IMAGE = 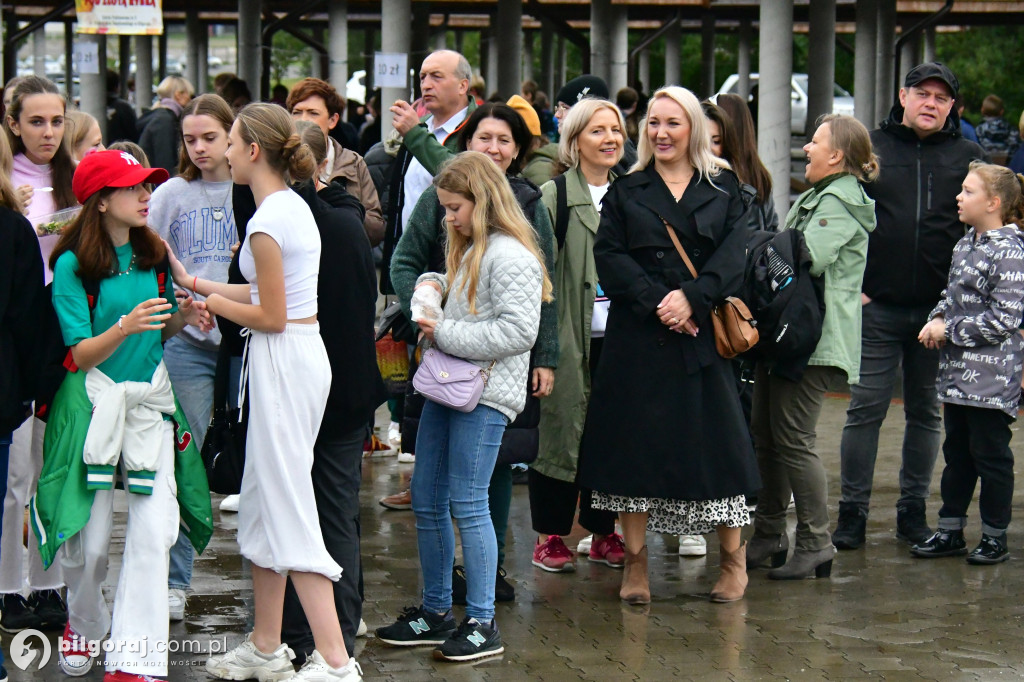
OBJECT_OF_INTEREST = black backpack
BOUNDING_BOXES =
[34,253,171,421]
[742,229,825,369]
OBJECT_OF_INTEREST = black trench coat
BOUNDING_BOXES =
[577,164,761,501]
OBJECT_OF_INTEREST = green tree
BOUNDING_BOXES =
[270,32,312,86]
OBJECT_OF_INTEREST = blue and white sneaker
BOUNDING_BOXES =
[432,617,504,662]
[375,606,456,647]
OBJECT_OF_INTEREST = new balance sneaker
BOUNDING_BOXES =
[58,622,97,677]
[378,489,412,510]
[168,588,186,622]
[220,494,240,513]
[103,671,162,682]
[677,534,708,557]
[28,588,68,629]
[376,606,457,646]
[205,633,296,681]
[0,592,43,633]
[293,651,362,681]
[576,535,593,555]
[432,617,504,662]
[589,533,626,567]
[532,535,576,572]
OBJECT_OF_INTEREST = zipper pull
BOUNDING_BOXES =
[927,172,933,211]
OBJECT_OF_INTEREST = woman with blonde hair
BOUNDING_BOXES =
[64,110,105,162]
[576,86,760,605]
[377,151,550,661]
[750,114,878,577]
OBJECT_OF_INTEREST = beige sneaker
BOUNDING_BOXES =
[206,633,296,681]
[293,651,362,681]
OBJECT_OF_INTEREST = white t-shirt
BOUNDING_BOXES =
[238,189,320,319]
[589,182,611,338]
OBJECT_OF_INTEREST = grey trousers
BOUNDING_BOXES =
[751,364,842,552]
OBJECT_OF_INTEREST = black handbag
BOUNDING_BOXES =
[201,343,247,495]
[376,300,416,345]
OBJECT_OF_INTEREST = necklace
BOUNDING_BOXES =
[200,180,231,222]
[117,253,137,276]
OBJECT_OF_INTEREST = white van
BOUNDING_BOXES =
[717,73,855,134]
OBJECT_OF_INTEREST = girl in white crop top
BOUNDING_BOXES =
[168,103,361,681]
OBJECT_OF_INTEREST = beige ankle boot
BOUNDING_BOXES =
[710,541,748,603]
[619,545,650,605]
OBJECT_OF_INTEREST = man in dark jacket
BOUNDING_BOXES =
[833,63,987,550]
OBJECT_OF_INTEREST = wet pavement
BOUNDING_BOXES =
[5,394,1024,681]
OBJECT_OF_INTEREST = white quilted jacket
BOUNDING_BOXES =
[417,233,543,420]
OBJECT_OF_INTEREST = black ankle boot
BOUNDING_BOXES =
[966,533,1010,565]
[896,499,932,545]
[910,529,967,558]
[832,502,867,550]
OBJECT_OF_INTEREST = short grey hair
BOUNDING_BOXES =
[428,49,472,82]
[558,98,627,169]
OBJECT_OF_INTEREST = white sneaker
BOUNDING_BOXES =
[397,451,415,464]
[387,422,401,445]
[576,535,593,555]
[678,534,708,557]
[168,588,186,621]
[220,495,240,513]
[356,619,367,637]
[293,651,362,681]
[206,633,296,681]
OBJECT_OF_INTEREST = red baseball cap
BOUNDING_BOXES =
[72,149,170,204]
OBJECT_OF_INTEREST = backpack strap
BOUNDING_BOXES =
[554,173,569,251]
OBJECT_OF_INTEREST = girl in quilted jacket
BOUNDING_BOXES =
[915,162,1024,565]
[377,152,551,661]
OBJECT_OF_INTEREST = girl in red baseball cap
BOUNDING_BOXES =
[36,149,214,682]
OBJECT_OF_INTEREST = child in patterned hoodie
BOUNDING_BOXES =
[915,161,1024,565]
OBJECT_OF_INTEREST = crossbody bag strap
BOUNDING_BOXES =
[661,217,698,279]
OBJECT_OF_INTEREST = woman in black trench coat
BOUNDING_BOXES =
[577,86,760,605]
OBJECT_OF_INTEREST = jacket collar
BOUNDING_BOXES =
[622,163,722,232]
[880,103,963,144]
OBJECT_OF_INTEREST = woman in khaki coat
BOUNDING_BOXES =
[529,99,628,573]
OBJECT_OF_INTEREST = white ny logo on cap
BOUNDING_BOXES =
[120,151,141,166]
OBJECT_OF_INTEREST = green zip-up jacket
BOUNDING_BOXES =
[30,370,214,569]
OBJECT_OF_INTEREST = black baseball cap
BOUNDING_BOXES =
[904,62,959,97]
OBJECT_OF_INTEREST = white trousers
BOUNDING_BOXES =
[238,324,341,580]
[2,416,63,592]
[60,421,179,676]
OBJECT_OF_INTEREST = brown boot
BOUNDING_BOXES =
[619,545,650,605]
[710,541,748,603]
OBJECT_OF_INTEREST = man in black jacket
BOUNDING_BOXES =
[833,63,987,550]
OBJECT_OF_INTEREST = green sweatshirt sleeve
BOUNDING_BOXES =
[402,124,458,176]
[532,200,560,369]
[390,186,443,330]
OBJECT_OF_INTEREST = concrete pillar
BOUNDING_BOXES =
[310,26,323,80]
[806,0,836,137]
[432,31,447,51]
[875,0,896,123]
[638,48,651,94]
[136,35,153,113]
[186,10,201,92]
[238,0,262,101]
[64,23,74,101]
[197,22,209,94]
[364,27,375,93]
[486,25,499,97]
[479,29,489,91]
[496,0,522,98]
[557,35,566,91]
[34,26,47,78]
[328,0,348,93]
[522,30,533,81]
[380,0,411,136]
[609,5,628,94]
[700,12,715,99]
[737,18,752,99]
[923,26,936,63]
[854,0,877,127]
[590,0,611,84]
[158,29,167,81]
[540,19,554,97]
[758,0,794,218]
[664,20,680,86]
[899,32,919,87]
[119,36,131,98]
[80,34,108,139]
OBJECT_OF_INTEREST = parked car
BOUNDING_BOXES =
[717,73,855,134]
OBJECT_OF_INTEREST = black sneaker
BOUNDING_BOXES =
[896,499,933,545]
[495,567,515,602]
[832,502,868,550]
[28,588,68,630]
[375,605,457,647]
[966,533,1010,565]
[0,593,43,633]
[433,617,504,662]
[452,565,467,606]
[910,529,968,558]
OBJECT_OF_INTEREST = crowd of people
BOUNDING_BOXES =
[1,50,1023,682]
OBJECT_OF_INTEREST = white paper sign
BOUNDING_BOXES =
[73,42,100,74]
[374,52,409,88]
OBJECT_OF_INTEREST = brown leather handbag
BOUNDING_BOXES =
[662,219,759,358]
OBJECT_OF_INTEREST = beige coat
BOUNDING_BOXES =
[327,138,385,246]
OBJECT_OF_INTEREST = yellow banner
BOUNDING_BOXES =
[75,0,164,35]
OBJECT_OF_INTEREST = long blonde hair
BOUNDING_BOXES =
[0,131,22,212]
[434,151,553,313]
[633,86,728,185]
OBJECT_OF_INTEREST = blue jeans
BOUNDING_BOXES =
[412,401,507,623]
[839,301,943,513]
[0,431,11,669]
[163,336,218,590]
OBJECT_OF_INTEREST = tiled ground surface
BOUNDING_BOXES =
[5,394,1024,681]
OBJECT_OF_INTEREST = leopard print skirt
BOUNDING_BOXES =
[591,493,750,534]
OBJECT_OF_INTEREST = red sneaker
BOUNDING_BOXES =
[104,671,163,682]
[532,535,576,572]
[58,622,96,676]
[589,532,626,568]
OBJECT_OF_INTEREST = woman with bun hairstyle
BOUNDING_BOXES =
[176,103,362,681]
[748,114,878,580]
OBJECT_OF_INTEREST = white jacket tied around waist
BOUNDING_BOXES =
[417,232,544,421]
[83,362,176,494]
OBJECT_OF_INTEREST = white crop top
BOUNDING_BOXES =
[238,189,320,318]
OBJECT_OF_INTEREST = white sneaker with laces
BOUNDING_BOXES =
[293,651,362,681]
[678,534,708,557]
[168,588,186,621]
[387,422,401,445]
[356,619,367,637]
[576,535,593,555]
[397,451,415,463]
[206,633,296,681]
[220,495,240,513]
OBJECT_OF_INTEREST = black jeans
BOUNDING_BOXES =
[938,403,1015,534]
[281,424,365,657]
[527,468,616,537]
